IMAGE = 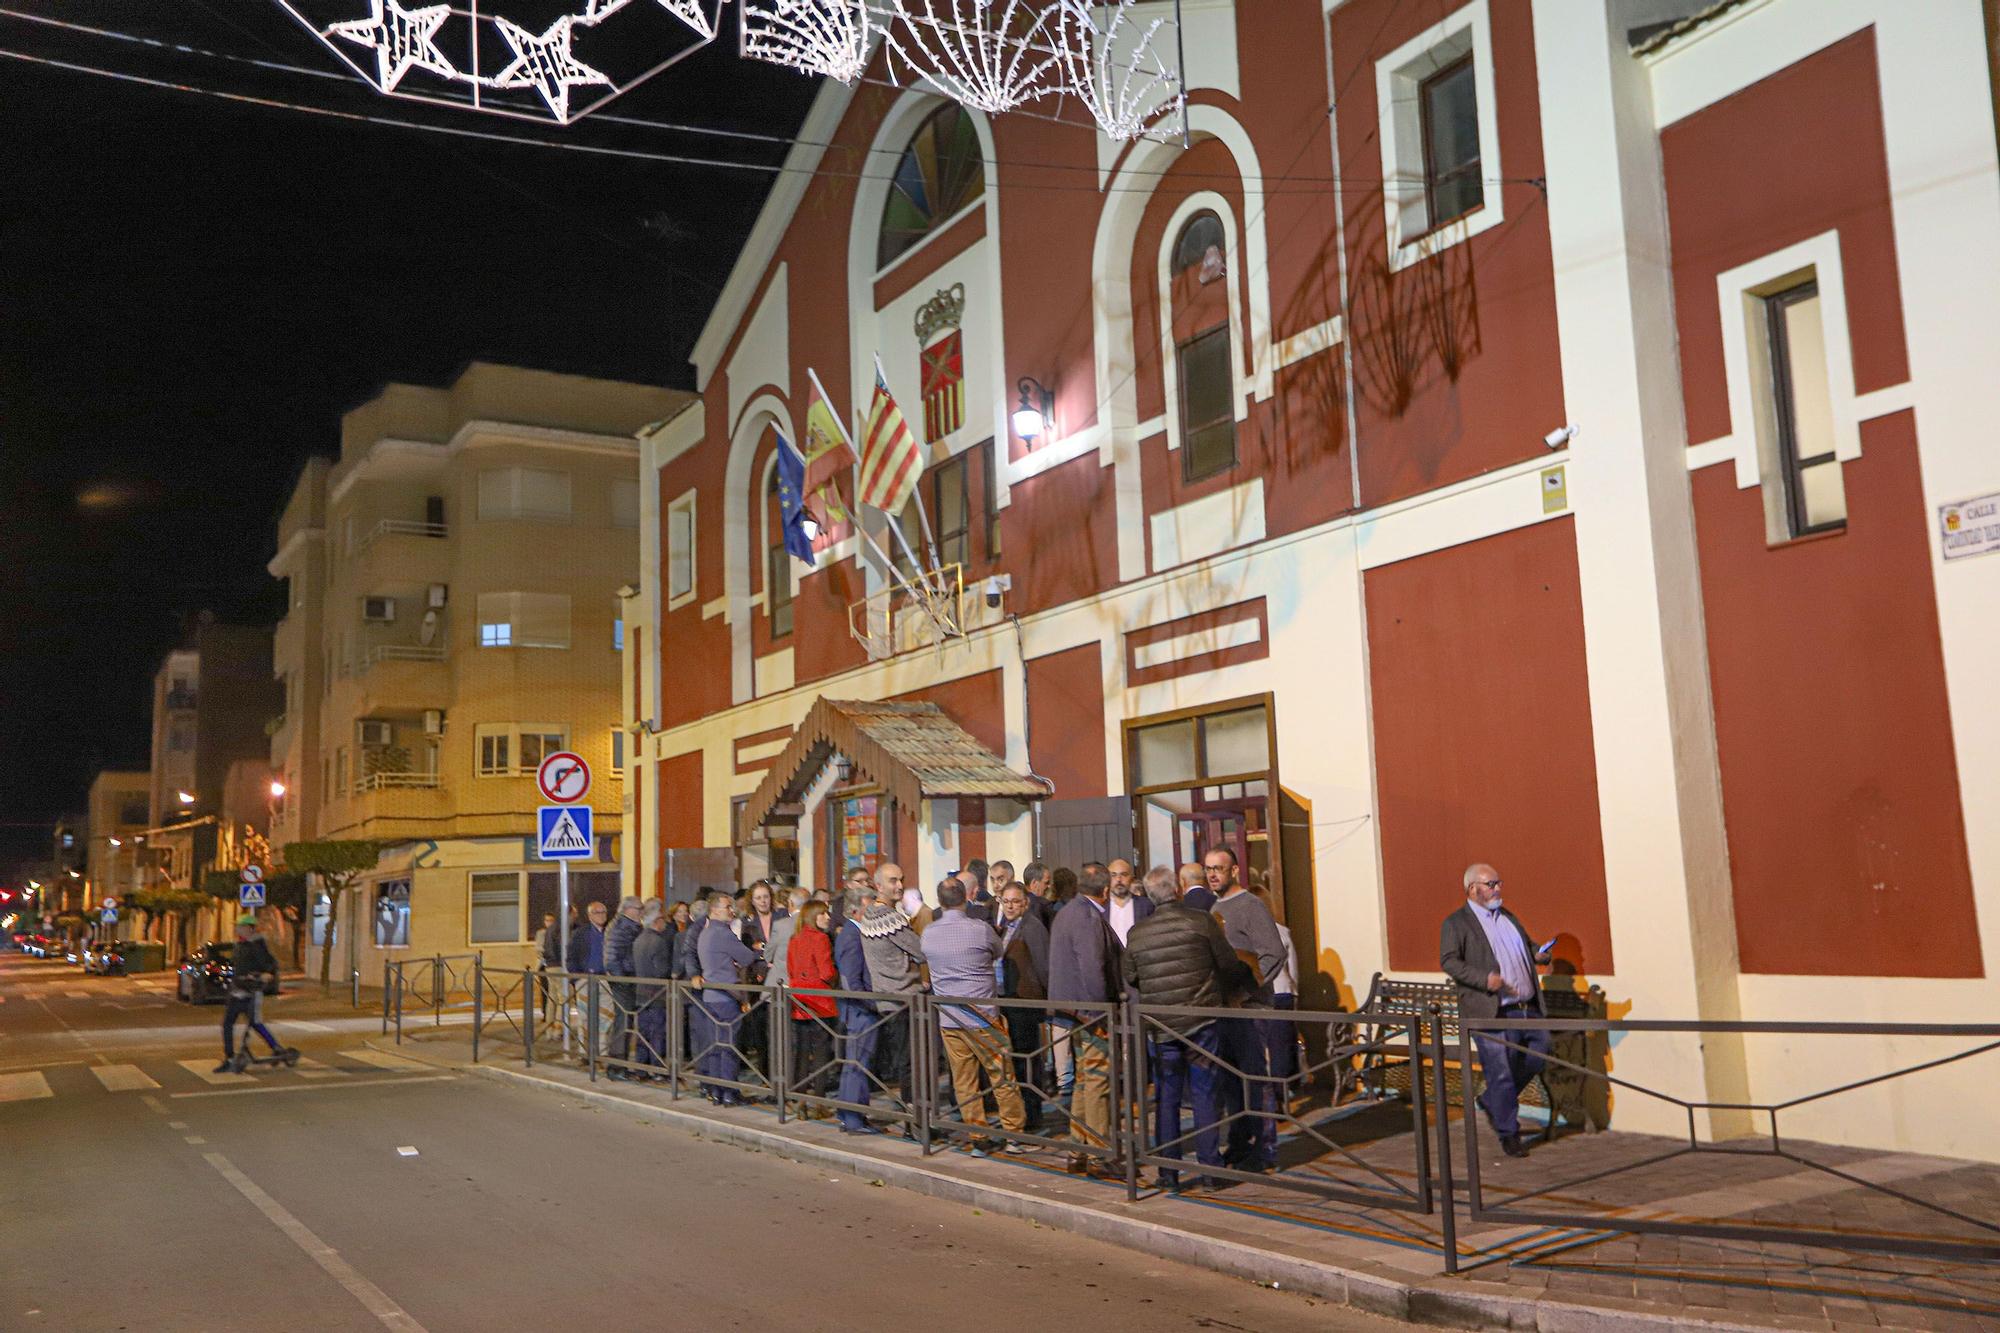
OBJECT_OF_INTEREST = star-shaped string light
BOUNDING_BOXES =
[326,0,454,92]
[491,14,612,122]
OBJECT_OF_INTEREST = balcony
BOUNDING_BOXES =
[354,770,441,792]
[362,644,446,670]
[356,518,448,555]
[164,687,198,711]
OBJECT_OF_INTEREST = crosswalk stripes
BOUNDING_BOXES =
[341,1048,427,1072]
[294,1056,341,1079]
[176,1058,253,1086]
[91,1064,161,1092]
[64,991,90,999]
[0,1071,55,1102]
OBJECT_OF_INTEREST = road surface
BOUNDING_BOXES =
[0,950,1410,1331]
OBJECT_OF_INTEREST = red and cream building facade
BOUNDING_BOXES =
[627,0,2000,1156]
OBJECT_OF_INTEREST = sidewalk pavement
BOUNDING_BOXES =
[374,1032,2000,1333]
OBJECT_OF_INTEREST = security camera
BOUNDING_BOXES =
[983,574,1012,609]
[1543,424,1577,450]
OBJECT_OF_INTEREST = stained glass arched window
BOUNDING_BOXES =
[878,104,986,270]
[1171,212,1226,276]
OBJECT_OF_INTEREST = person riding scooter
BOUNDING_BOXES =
[217,913,286,1073]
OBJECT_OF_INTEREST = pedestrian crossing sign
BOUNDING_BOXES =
[537,804,594,860]
[239,882,266,908]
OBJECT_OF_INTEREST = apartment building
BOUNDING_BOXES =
[270,362,690,976]
[82,771,150,910]
[633,0,2000,1158]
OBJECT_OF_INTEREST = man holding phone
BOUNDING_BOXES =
[1440,863,1553,1158]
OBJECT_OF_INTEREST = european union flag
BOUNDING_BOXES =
[774,427,817,568]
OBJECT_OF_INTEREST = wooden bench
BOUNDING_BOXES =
[1350,974,1607,1140]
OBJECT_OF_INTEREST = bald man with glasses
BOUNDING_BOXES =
[1441,863,1553,1159]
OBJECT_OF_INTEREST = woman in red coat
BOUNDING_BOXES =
[786,901,840,1112]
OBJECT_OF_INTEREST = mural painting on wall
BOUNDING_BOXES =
[839,795,884,876]
[916,283,967,444]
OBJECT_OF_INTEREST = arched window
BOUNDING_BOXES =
[878,104,985,269]
[765,466,792,638]
[1171,212,1226,278]
[1168,212,1236,481]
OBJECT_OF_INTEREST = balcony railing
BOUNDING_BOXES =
[362,644,446,670]
[164,687,198,711]
[354,771,442,793]
[356,518,447,555]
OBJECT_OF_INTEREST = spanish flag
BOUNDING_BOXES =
[802,367,856,528]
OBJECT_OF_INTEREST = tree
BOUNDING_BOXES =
[278,841,381,990]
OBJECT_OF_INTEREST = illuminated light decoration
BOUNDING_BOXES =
[1047,0,1184,142]
[491,15,611,122]
[738,0,1186,142]
[740,0,874,86]
[326,0,453,92]
[879,0,1065,116]
[270,1,723,125]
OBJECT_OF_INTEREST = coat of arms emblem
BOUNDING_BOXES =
[915,283,967,444]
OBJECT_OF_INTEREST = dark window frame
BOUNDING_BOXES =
[1176,325,1238,482]
[894,451,972,582]
[1764,279,1844,539]
[1418,54,1484,232]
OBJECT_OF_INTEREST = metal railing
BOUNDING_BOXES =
[1452,1015,2000,1267]
[382,953,480,1039]
[356,518,447,554]
[354,770,443,792]
[412,968,2000,1274]
[362,644,447,670]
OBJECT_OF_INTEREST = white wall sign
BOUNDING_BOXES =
[1939,492,2000,562]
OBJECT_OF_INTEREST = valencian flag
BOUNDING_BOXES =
[858,355,921,515]
[773,427,818,567]
[801,367,856,529]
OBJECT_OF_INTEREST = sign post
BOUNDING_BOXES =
[535,753,592,976]
[239,863,267,911]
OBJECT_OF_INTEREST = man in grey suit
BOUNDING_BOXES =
[1440,863,1552,1159]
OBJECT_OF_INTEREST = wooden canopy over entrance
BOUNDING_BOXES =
[740,697,1048,836]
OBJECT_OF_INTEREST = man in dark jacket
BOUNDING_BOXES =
[995,882,1051,1129]
[1441,862,1551,1158]
[1123,869,1252,1190]
[631,901,676,1072]
[832,886,882,1134]
[603,897,645,1074]
[1047,862,1121,1176]
[566,899,611,1060]
[672,890,712,979]
[1020,860,1057,926]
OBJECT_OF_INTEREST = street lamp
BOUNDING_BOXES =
[176,790,197,807]
[108,837,123,848]
[269,780,287,800]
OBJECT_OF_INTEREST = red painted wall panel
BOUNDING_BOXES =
[1664,31,1907,448]
[659,750,705,851]
[892,667,1006,758]
[1690,418,1980,977]
[1365,519,1614,975]
[1330,0,1565,508]
[1026,643,1107,800]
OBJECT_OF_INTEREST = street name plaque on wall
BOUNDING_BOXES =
[1939,491,2000,562]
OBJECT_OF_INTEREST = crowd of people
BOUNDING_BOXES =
[532,849,1309,1193]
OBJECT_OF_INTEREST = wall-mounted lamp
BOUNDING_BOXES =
[108,837,123,848]
[269,780,288,800]
[176,790,197,807]
[1013,376,1054,441]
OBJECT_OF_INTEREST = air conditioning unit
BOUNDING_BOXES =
[422,709,446,737]
[356,719,393,746]
[427,584,448,609]
[363,596,395,623]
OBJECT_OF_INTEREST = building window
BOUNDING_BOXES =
[477,466,572,522]
[766,469,793,638]
[469,872,523,944]
[1762,280,1846,538]
[476,725,566,777]
[667,490,697,607]
[476,592,571,649]
[1375,1,1501,268]
[1172,213,1226,279]
[878,103,985,270]
[1178,326,1237,481]
[335,746,349,796]
[612,616,625,652]
[477,729,511,777]
[610,727,626,772]
[893,451,972,581]
[611,478,640,530]
[167,724,194,753]
[1419,56,1483,229]
[373,879,411,948]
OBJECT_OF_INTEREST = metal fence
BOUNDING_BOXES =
[423,964,1999,1274]
[381,953,479,1040]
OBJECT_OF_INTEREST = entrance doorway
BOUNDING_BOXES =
[1124,696,1285,916]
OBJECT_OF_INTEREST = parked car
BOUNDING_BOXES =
[177,942,279,1004]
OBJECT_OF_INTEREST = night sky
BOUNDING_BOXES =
[0,2,819,868]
